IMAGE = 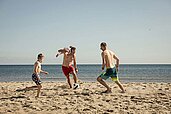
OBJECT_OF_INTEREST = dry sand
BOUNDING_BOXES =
[0,81,171,114]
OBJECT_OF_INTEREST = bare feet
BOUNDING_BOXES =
[35,96,39,98]
[102,88,112,93]
[120,89,126,93]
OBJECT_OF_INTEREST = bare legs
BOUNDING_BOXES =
[19,84,42,97]
[66,76,72,88]
[97,77,111,93]
[72,72,77,83]
[66,72,78,88]
[36,85,42,97]
[97,77,125,93]
[24,86,37,90]
[115,80,125,93]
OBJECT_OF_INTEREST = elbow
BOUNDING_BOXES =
[58,50,61,53]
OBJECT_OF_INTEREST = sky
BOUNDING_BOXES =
[0,0,171,64]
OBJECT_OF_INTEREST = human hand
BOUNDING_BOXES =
[75,68,78,73]
[115,66,119,72]
[44,72,49,75]
[56,54,59,57]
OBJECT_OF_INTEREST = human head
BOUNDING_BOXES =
[69,46,76,54]
[100,42,107,51]
[37,53,44,63]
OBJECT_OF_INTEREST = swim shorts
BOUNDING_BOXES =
[99,67,118,81]
[32,73,41,85]
[62,65,75,78]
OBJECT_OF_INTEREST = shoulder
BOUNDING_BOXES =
[35,61,41,66]
[101,51,106,56]
[109,50,115,55]
[34,61,38,65]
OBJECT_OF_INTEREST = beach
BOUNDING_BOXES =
[0,81,170,114]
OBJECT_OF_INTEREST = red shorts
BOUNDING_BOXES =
[62,65,75,78]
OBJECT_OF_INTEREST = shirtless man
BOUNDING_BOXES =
[56,46,79,89]
[97,42,125,93]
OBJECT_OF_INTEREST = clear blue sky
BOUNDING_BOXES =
[0,0,171,64]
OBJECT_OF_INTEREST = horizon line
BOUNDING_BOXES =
[0,63,171,65]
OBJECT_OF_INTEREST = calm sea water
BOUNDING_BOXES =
[0,64,171,82]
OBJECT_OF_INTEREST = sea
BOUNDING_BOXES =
[0,64,171,83]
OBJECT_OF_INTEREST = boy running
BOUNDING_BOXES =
[21,53,48,97]
[97,42,125,93]
[56,46,79,89]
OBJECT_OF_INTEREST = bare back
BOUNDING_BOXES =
[103,50,115,68]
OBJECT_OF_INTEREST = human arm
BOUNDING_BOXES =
[40,70,49,75]
[73,54,78,73]
[113,54,119,71]
[56,48,69,57]
[101,52,105,70]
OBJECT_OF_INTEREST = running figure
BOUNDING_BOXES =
[19,53,49,98]
[97,42,125,93]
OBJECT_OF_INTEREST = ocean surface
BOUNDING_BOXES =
[0,64,171,82]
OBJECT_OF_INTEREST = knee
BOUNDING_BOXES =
[66,77,70,81]
[97,77,102,82]
[71,72,76,76]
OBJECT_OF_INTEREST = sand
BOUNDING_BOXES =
[0,81,171,114]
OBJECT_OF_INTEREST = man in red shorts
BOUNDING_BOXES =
[56,46,79,89]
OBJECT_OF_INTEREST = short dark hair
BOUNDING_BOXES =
[37,53,44,59]
[69,46,76,52]
[100,42,107,47]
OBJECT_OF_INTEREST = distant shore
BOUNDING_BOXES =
[0,82,170,114]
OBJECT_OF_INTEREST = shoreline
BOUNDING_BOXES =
[0,82,171,114]
[0,80,171,83]
[1,63,171,65]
